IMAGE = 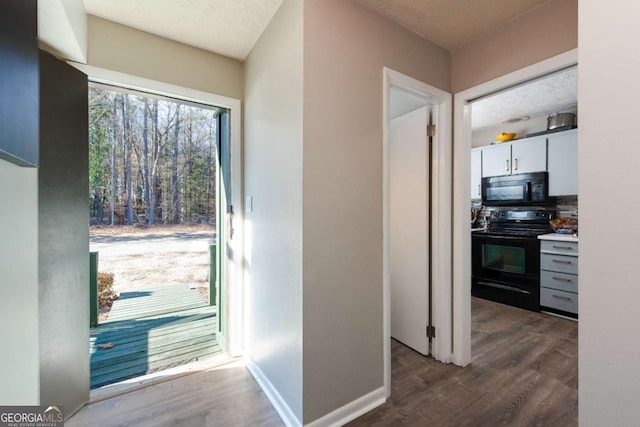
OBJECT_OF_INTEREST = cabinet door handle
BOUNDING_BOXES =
[478,184,481,194]
[552,276,573,282]
[552,259,572,264]
[506,159,510,171]
[552,294,573,301]
[514,158,518,171]
[552,245,573,250]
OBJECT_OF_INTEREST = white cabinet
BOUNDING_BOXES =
[482,143,511,177]
[471,148,482,199]
[510,136,547,174]
[548,129,578,196]
[481,136,546,177]
[539,237,578,317]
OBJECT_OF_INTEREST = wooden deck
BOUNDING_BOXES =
[90,285,220,389]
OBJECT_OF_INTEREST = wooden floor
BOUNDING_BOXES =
[348,297,578,426]
[90,285,220,389]
[75,297,577,426]
[69,361,283,427]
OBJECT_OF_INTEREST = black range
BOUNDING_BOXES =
[472,207,555,311]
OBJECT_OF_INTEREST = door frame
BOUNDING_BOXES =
[382,67,452,396]
[452,48,578,366]
[73,63,245,356]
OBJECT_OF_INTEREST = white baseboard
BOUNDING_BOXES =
[245,357,302,427]
[305,387,386,427]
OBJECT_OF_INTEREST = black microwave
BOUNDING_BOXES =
[481,172,551,206]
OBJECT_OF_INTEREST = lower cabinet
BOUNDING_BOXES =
[539,239,578,317]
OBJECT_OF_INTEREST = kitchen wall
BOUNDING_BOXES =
[303,0,449,423]
[578,0,640,424]
[0,159,39,405]
[87,15,244,99]
[471,114,549,148]
[243,0,303,423]
[451,0,577,93]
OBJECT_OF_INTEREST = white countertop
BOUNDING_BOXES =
[538,232,578,243]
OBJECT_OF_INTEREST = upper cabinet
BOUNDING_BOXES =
[548,129,578,196]
[482,143,512,177]
[510,136,547,174]
[471,148,482,199]
[481,136,546,177]
[475,129,578,198]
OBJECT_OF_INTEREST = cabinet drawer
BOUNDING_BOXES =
[541,270,579,293]
[541,240,578,255]
[541,253,578,275]
[541,287,578,314]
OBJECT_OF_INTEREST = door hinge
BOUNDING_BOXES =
[426,325,436,339]
[426,124,436,138]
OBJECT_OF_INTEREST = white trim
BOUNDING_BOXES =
[304,387,386,427]
[452,48,578,366]
[382,67,453,396]
[246,357,302,427]
[72,62,245,357]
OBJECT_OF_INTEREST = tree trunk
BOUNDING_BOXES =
[122,93,134,225]
[142,99,152,224]
[171,106,181,224]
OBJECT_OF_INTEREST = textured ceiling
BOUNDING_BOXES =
[355,0,550,50]
[82,0,283,60]
[471,66,577,130]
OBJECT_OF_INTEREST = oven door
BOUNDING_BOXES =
[471,233,541,311]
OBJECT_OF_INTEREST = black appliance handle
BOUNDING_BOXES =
[472,234,535,242]
[476,281,531,295]
[526,181,532,201]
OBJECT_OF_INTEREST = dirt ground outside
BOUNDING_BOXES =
[90,225,216,319]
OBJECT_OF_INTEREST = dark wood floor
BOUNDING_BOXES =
[72,297,577,426]
[348,297,578,426]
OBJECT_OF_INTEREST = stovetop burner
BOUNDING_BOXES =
[483,207,556,237]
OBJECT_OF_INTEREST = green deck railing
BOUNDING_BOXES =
[209,244,217,306]
[90,251,99,327]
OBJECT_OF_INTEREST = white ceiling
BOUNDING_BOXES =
[471,66,577,130]
[82,0,283,60]
[77,0,576,131]
[355,0,550,51]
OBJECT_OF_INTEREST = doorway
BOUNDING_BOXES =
[452,49,579,365]
[382,67,452,395]
[77,65,244,395]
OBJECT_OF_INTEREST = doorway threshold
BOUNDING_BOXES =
[89,353,237,403]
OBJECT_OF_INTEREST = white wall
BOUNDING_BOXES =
[87,15,244,100]
[471,115,548,148]
[0,159,39,404]
[579,0,640,425]
[243,0,303,423]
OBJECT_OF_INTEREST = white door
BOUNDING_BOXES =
[389,106,429,355]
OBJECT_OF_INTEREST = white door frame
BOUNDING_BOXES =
[383,67,452,396]
[451,49,578,366]
[71,63,245,356]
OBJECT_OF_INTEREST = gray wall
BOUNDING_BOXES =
[578,0,640,424]
[302,0,449,422]
[0,159,39,404]
[38,51,89,414]
[451,0,577,92]
[243,0,303,422]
